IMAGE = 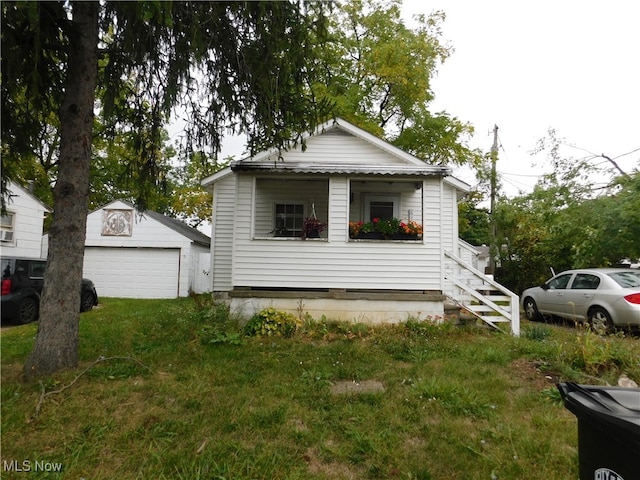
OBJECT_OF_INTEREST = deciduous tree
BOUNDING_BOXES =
[313,0,481,166]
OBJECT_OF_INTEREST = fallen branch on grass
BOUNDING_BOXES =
[33,355,152,419]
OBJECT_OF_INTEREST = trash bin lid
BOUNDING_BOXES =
[558,382,640,442]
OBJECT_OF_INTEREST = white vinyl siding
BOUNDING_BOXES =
[211,175,236,291]
[265,129,411,166]
[1,182,50,258]
[441,180,458,254]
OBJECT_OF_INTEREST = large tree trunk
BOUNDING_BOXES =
[24,2,99,379]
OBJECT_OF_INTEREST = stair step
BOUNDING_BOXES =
[479,317,511,323]
[476,295,511,302]
[467,305,509,314]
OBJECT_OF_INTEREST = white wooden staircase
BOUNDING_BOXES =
[444,249,520,336]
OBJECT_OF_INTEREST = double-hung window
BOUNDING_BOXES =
[274,203,304,237]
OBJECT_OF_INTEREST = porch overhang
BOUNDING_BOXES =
[230,161,451,177]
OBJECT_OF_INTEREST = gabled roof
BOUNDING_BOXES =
[201,117,463,188]
[92,200,210,247]
[4,180,52,213]
[143,210,211,247]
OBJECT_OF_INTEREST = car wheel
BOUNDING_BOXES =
[523,297,542,321]
[18,297,39,324]
[80,291,95,312]
[588,307,613,334]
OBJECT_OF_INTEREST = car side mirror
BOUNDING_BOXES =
[541,283,549,291]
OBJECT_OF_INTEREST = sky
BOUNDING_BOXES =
[216,1,640,196]
[401,0,640,194]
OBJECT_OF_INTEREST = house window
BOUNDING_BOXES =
[0,212,15,243]
[364,195,400,221]
[274,203,304,237]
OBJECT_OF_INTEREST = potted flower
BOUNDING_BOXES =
[350,218,384,239]
[301,216,327,239]
[393,220,423,239]
[349,217,423,240]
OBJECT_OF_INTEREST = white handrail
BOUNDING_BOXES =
[444,249,520,336]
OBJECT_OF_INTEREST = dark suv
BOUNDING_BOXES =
[1,257,98,324]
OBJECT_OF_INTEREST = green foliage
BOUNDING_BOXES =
[314,0,482,167]
[190,296,244,346]
[522,324,553,341]
[243,308,301,338]
[411,378,495,418]
[559,328,636,377]
[458,191,491,246]
[491,128,640,292]
[2,1,332,212]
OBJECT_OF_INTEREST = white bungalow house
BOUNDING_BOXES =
[0,180,51,259]
[42,200,211,299]
[201,118,519,334]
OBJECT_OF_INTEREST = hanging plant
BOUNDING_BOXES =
[301,203,327,239]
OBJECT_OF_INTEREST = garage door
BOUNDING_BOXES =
[83,247,180,299]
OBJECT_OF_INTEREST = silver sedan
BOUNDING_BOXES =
[521,268,640,332]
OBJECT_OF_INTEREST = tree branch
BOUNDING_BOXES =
[599,154,629,178]
[33,356,152,419]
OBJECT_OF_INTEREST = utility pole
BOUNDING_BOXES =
[488,124,498,276]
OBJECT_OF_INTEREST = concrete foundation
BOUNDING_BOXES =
[223,288,447,324]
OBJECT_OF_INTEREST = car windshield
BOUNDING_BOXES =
[608,271,640,288]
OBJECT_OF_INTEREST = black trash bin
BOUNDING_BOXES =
[558,382,640,480]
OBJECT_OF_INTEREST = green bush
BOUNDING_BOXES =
[244,308,301,337]
[193,300,244,346]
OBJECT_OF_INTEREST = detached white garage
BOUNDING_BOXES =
[83,247,181,298]
[43,200,211,299]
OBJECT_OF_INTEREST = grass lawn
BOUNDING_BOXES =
[1,297,639,479]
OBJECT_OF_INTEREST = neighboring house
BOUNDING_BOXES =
[457,240,491,275]
[201,118,519,334]
[43,200,211,299]
[0,181,51,259]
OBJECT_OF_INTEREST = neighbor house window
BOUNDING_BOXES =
[0,212,15,243]
[274,203,304,237]
[364,195,400,221]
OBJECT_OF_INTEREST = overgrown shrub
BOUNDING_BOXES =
[192,298,244,346]
[560,328,637,377]
[244,308,301,337]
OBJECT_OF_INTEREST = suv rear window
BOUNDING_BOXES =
[29,261,46,278]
